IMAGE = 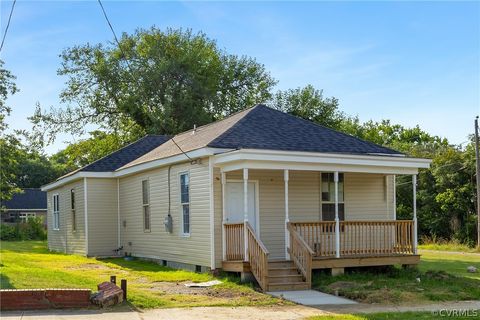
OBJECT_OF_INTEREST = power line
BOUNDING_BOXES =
[0,0,16,53]
[96,0,192,161]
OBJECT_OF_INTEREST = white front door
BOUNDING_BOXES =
[225,181,257,232]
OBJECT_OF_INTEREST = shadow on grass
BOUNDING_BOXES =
[0,272,15,289]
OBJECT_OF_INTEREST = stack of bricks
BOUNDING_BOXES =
[91,282,124,307]
[0,289,92,311]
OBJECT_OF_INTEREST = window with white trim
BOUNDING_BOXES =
[53,194,60,230]
[321,173,345,221]
[19,212,36,223]
[142,180,150,232]
[71,189,76,232]
[180,172,190,235]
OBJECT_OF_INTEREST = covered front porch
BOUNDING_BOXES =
[213,150,429,292]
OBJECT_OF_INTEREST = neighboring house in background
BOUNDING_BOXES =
[41,105,431,292]
[1,188,48,226]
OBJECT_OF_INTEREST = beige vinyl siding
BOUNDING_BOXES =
[47,180,85,255]
[87,178,118,256]
[214,170,396,261]
[344,173,395,220]
[119,158,211,267]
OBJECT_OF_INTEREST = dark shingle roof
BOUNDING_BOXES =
[120,105,401,169]
[207,105,402,155]
[1,189,47,210]
[80,135,170,172]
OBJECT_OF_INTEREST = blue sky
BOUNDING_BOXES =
[1,0,479,154]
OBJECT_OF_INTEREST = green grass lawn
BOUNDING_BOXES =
[0,241,285,309]
[418,243,480,253]
[312,250,480,304]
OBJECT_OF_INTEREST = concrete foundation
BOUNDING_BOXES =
[331,267,345,276]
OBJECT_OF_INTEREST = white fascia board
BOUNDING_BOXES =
[213,149,431,169]
[219,160,420,175]
[41,172,114,192]
[114,148,231,177]
[41,147,232,191]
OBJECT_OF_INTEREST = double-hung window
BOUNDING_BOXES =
[142,180,151,232]
[53,194,60,230]
[71,189,76,232]
[180,172,190,235]
[321,173,345,221]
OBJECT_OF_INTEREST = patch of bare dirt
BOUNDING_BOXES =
[66,263,114,270]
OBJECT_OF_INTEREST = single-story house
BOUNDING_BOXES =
[42,105,431,291]
[1,188,47,226]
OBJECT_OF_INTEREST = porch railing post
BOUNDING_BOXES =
[284,169,290,259]
[334,171,340,258]
[221,171,226,261]
[413,174,418,254]
[243,168,249,261]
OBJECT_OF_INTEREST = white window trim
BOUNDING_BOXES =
[142,179,151,233]
[320,172,345,221]
[52,193,60,231]
[179,171,190,237]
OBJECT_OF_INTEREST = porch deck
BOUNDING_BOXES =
[222,220,418,291]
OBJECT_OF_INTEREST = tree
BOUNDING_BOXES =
[51,130,133,170]
[0,60,21,202]
[31,27,276,143]
[270,85,344,129]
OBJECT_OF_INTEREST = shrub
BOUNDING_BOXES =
[0,217,47,241]
[0,224,17,240]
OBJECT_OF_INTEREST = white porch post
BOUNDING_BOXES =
[243,168,249,261]
[334,171,340,258]
[221,171,226,260]
[284,169,290,259]
[393,175,397,220]
[413,174,418,254]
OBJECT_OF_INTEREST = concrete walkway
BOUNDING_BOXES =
[268,290,357,306]
[2,301,480,319]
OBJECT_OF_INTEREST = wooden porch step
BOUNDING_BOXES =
[268,266,300,276]
[268,260,295,268]
[267,282,310,291]
[268,274,304,283]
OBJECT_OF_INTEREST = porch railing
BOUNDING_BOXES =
[246,222,269,291]
[224,222,244,261]
[290,220,415,257]
[287,223,313,286]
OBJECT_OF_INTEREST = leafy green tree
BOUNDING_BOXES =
[31,27,276,143]
[270,85,344,129]
[50,130,134,169]
[0,60,21,202]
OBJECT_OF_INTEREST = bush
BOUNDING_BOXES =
[0,217,47,241]
[0,224,17,240]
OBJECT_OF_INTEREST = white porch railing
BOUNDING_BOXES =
[290,220,415,257]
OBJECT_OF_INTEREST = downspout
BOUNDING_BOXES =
[117,178,120,250]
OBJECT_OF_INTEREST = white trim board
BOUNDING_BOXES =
[41,147,431,192]
[41,148,231,191]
